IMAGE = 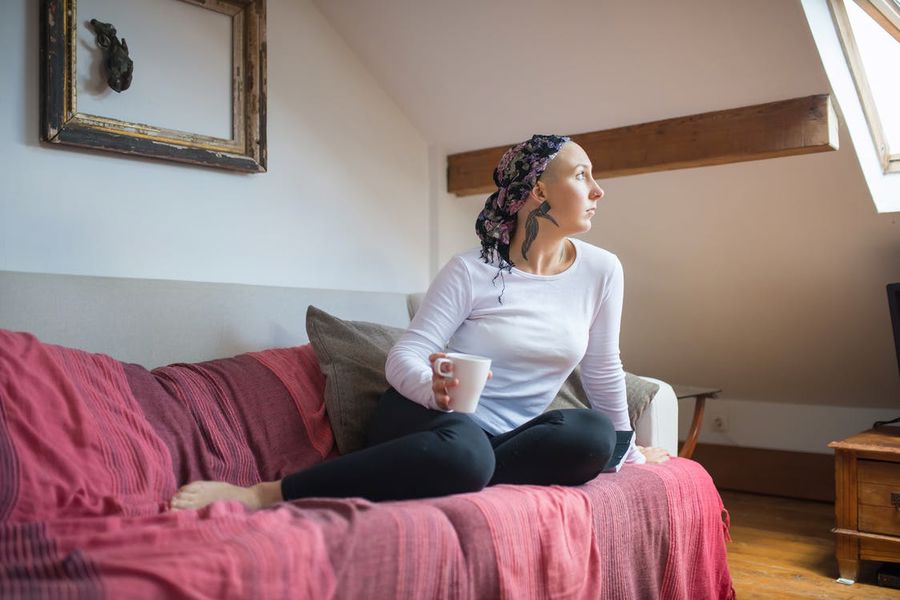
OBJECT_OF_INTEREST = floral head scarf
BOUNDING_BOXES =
[475,134,570,265]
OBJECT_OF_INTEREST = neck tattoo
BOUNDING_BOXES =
[521,200,560,261]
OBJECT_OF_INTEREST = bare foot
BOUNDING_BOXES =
[637,446,671,464]
[169,480,282,512]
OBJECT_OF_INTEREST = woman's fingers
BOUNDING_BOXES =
[433,377,458,411]
[432,377,458,391]
[437,379,459,395]
[435,387,452,410]
[429,352,453,410]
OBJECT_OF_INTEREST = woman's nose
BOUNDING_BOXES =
[591,182,604,199]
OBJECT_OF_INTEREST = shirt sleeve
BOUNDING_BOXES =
[385,256,473,410]
[579,256,646,464]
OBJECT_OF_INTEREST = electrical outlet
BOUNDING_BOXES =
[712,415,729,433]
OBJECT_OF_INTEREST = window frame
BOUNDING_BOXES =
[828,0,900,174]
[851,0,900,42]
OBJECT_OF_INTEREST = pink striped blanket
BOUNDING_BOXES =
[0,329,734,599]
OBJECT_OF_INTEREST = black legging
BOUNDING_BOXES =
[280,387,617,503]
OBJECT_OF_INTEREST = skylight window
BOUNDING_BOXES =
[830,0,900,173]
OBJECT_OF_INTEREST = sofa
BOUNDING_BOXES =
[0,270,734,599]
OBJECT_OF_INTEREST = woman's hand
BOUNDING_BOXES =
[429,352,492,411]
[637,446,671,464]
[429,353,456,411]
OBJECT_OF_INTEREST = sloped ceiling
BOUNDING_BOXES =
[313,0,830,154]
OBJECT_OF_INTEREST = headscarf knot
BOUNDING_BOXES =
[475,134,570,257]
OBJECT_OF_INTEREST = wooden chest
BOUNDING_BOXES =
[830,427,900,584]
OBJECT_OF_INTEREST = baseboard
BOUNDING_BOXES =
[676,396,894,455]
[688,442,835,503]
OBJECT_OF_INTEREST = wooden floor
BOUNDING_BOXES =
[723,490,900,599]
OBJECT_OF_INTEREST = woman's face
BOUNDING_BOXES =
[536,142,605,234]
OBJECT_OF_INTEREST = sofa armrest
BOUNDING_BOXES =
[632,376,679,457]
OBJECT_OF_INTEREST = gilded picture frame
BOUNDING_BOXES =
[40,0,267,173]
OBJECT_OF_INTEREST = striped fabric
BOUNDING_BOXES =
[0,329,734,599]
[124,345,335,487]
[248,346,335,462]
[0,330,175,523]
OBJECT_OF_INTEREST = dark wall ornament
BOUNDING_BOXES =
[40,0,268,173]
[89,19,133,93]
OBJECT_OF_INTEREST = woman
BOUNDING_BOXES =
[170,135,669,512]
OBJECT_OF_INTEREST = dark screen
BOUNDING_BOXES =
[889,283,900,376]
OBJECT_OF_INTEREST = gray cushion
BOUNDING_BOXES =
[546,367,659,428]
[305,305,405,455]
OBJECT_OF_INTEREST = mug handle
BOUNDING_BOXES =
[433,357,453,378]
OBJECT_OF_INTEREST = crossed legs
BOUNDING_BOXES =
[170,387,616,511]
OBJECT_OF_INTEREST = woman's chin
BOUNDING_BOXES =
[560,219,591,236]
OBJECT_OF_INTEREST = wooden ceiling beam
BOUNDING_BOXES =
[447,94,838,196]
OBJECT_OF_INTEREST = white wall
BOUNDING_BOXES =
[0,0,429,294]
[76,0,234,139]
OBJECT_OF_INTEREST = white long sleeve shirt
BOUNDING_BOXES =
[385,237,645,464]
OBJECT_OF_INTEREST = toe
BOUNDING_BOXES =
[171,496,196,509]
[179,481,209,492]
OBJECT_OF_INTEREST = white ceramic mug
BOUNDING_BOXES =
[432,352,492,413]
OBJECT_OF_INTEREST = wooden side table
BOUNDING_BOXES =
[829,427,900,584]
[672,384,721,459]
